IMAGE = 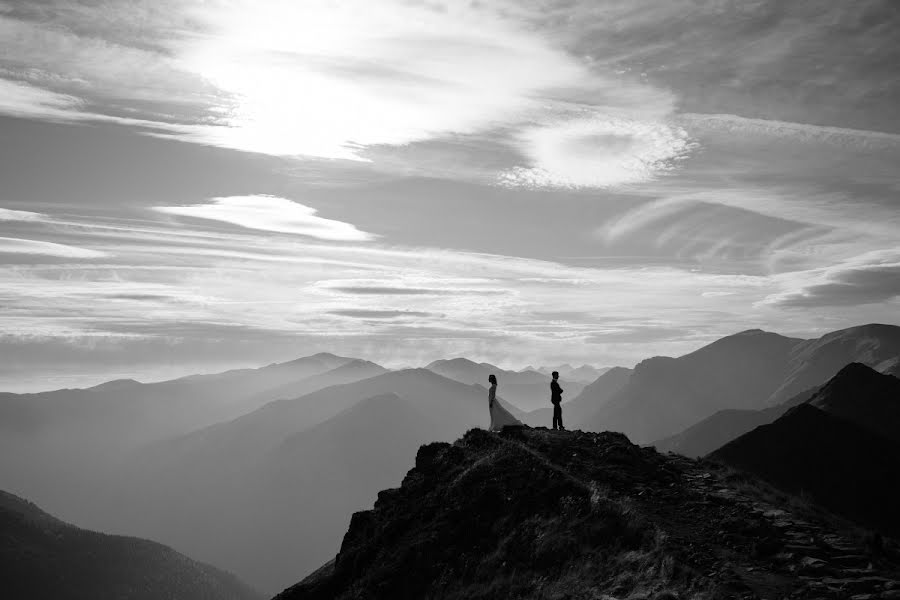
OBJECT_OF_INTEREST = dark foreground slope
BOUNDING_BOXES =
[277,428,900,600]
[711,403,900,537]
[0,490,262,600]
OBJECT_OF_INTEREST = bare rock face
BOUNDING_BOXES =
[276,427,900,600]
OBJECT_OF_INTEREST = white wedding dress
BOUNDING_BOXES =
[488,384,523,432]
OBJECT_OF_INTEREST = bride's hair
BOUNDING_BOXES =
[488,374,497,385]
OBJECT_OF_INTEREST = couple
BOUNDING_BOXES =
[487,371,564,432]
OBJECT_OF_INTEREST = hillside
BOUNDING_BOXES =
[278,427,900,599]
[0,490,261,600]
[711,403,900,537]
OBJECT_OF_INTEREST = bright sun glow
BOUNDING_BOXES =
[178,0,587,160]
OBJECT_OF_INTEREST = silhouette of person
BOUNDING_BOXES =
[487,374,522,432]
[550,371,564,430]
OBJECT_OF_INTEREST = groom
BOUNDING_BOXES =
[550,371,564,430]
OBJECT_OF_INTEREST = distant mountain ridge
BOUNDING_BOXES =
[425,358,579,410]
[0,489,261,600]
[769,323,900,405]
[99,368,523,592]
[654,358,900,457]
[526,363,611,382]
[426,358,546,385]
[0,353,386,547]
[523,366,632,427]
[578,324,900,443]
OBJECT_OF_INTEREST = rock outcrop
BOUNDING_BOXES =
[277,427,900,599]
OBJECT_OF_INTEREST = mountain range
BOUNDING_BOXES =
[2,323,899,593]
[654,343,900,457]
[556,324,900,445]
[522,363,611,383]
[93,369,524,591]
[0,489,261,600]
[425,358,582,411]
[0,353,385,526]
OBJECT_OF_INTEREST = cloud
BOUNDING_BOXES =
[329,286,448,296]
[501,112,696,189]
[324,285,505,297]
[764,249,900,308]
[0,236,106,258]
[0,1,695,188]
[680,113,900,151]
[329,309,432,319]
[0,207,46,222]
[0,78,86,121]
[153,195,374,241]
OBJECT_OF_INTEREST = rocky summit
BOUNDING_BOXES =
[278,427,900,600]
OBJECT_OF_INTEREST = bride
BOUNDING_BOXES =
[487,374,523,432]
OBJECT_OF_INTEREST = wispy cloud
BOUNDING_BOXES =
[679,113,900,152]
[0,0,694,187]
[764,249,900,308]
[0,205,794,387]
[153,196,374,241]
[0,236,106,258]
[0,207,47,222]
[330,309,433,319]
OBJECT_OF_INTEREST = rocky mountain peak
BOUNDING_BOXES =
[277,427,900,599]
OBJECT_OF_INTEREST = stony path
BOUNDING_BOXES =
[669,454,900,600]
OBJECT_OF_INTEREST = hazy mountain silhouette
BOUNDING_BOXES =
[655,360,900,456]
[425,358,566,410]
[711,401,900,536]
[523,366,631,427]
[768,324,900,405]
[277,427,900,599]
[0,489,261,600]
[6,325,900,593]
[652,386,819,457]
[0,354,381,533]
[98,369,521,592]
[528,363,610,383]
[0,352,360,445]
[580,330,802,443]
[581,324,900,444]
[427,358,544,385]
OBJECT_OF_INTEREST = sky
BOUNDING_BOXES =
[1,0,899,391]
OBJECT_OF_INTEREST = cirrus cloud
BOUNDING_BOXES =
[153,195,374,242]
[0,236,106,258]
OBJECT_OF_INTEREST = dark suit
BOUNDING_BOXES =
[550,379,563,430]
